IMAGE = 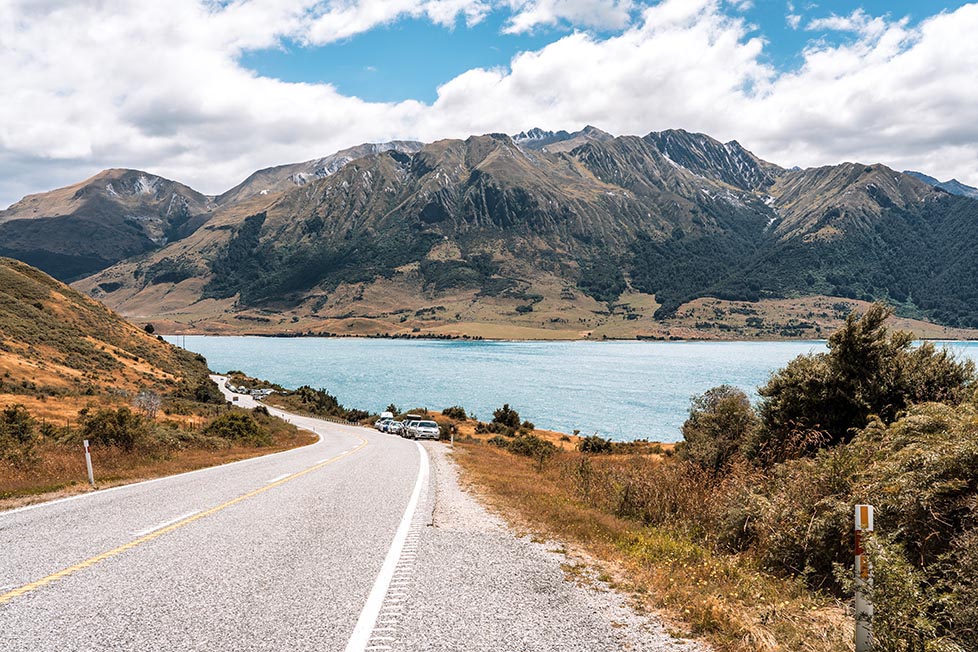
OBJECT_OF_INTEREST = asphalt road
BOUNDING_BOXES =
[0,377,697,651]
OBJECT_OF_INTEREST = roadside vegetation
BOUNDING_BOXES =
[0,258,313,506]
[265,385,371,422]
[449,304,978,651]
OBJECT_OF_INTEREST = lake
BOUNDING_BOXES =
[167,337,978,442]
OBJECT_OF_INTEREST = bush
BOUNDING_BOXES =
[578,435,614,454]
[81,407,150,452]
[492,404,521,430]
[442,405,467,420]
[678,385,757,473]
[487,435,508,448]
[203,412,272,446]
[507,434,557,470]
[751,304,975,464]
[0,404,38,466]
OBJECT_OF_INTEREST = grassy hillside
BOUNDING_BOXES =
[0,257,210,401]
[0,258,310,505]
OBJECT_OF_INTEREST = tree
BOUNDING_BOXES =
[678,386,757,473]
[143,323,155,334]
[749,303,976,464]
[492,404,521,430]
[386,403,399,416]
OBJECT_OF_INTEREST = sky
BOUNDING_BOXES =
[1,0,977,207]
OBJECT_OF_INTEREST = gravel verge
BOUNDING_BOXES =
[387,442,709,652]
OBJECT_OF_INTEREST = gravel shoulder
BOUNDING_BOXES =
[389,442,708,652]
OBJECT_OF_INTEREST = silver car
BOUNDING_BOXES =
[409,420,440,440]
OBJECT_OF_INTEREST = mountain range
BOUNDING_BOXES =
[4,127,978,339]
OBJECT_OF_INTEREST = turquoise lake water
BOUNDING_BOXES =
[167,337,978,442]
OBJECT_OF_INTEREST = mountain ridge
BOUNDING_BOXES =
[70,129,978,337]
[4,127,977,338]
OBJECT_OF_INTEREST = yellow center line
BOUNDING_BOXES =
[0,435,368,605]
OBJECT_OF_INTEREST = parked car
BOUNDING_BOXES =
[400,414,423,438]
[386,420,404,435]
[409,420,440,441]
[374,418,391,432]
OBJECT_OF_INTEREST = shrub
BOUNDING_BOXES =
[492,404,521,430]
[442,405,467,420]
[678,385,757,473]
[487,435,508,448]
[507,434,557,470]
[578,435,614,454]
[0,404,38,466]
[751,304,975,464]
[203,412,272,446]
[81,407,150,452]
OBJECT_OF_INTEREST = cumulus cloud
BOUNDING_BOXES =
[502,0,635,34]
[1,0,977,208]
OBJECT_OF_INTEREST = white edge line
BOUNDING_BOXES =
[132,510,201,537]
[344,442,429,652]
[0,404,366,519]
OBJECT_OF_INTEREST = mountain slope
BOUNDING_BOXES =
[0,258,209,396]
[905,170,978,199]
[215,140,424,207]
[66,129,978,335]
[0,169,216,281]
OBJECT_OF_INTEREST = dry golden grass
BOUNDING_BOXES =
[0,427,317,510]
[452,442,853,652]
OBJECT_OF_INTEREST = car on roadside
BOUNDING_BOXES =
[374,418,391,432]
[408,420,440,441]
[400,414,423,438]
[386,420,404,436]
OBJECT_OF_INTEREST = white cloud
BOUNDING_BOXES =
[805,8,891,39]
[502,0,635,34]
[1,0,978,209]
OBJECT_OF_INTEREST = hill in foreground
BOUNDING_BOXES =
[0,258,308,504]
[0,257,220,427]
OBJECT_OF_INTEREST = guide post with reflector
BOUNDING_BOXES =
[855,504,874,652]
[83,439,95,487]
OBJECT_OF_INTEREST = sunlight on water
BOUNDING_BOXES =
[169,337,978,442]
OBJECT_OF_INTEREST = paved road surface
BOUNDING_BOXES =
[0,377,698,651]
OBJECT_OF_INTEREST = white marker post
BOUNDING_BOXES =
[855,504,874,652]
[83,439,95,487]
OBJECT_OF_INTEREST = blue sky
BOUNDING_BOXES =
[241,1,973,103]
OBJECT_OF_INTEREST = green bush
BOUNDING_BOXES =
[578,435,614,454]
[203,412,272,446]
[442,405,467,420]
[492,404,521,430]
[81,407,150,452]
[678,385,757,473]
[487,435,508,448]
[750,304,975,464]
[0,404,38,466]
[506,434,557,470]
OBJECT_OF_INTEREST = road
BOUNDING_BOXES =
[0,377,698,651]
